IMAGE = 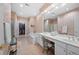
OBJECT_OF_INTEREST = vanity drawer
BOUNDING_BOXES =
[67,45,79,54]
[67,50,77,55]
[55,40,67,49]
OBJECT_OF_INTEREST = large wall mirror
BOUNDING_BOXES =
[44,18,58,32]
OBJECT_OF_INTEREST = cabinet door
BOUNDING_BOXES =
[5,23,11,44]
[67,44,79,55]
[36,35,43,47]
[55,41,67,55]
[39,36,43,47]
[67,50,77,55]
[55,45,66,55]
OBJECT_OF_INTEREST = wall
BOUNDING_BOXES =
[11,11,17,37]
[4,4,11,23]
[17,15,44,33]
[58,9,79,35]
[26,15,44,33]
[35,15,44,33]
[0,4,11,44]
[15,16,29,37]
[28,17,36,33]
[0,4,4,44]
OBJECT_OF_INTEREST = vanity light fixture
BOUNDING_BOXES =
[44,10,47,13]
[66,8,69,11]
[47,11,50,14]
[51,4,56,8]
[55,6,58,9]
[20,4,23,7]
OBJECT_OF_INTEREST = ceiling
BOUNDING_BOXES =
[43,3,79,19]
[11,3,44,17]
[11,3,79,19]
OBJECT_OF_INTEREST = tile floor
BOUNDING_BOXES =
[17,36,45,55]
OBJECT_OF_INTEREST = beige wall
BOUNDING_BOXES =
[58,9,79,35]
[16,15,45,33]
[26,15,44,33]
[28,16,36,33]
[11,11,18,37]
[15,16,29,37]
[35,15,44,33]
[11,11,17,21]
[4,4,11,23]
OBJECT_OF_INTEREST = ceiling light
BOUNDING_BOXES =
[44,10,47,13]
[20,4,23,7]
[62,3,66,6]
[66,8,69,11]
[55,6,58,9]
[51,4,55,7]
[47,11,50,14]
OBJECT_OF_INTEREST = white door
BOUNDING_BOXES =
[0,23,4,44]
[5,23,11,44]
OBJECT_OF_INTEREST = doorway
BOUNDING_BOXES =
[19,23,25,35]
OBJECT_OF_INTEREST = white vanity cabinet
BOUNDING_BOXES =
[55,41,67,55]
[55,45,66,55]
[39,33,79,55]
[66,44,79,55]
[36,35,43,47]
[39,35,43,47]
[55,40,79,55]
[67,50,76,55]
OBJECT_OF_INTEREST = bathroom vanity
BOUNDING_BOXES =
[38,32,79,55]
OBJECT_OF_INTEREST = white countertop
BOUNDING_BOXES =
[39,32,79,48]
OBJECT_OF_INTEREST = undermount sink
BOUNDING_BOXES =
[56,35,79,42]
[65,36,79,42]
[50,33,56,36]
[42,32,79,43]
[71,37,79,42]
[50,32,58,36]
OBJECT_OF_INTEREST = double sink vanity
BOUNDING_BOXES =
[37,32,79,55]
